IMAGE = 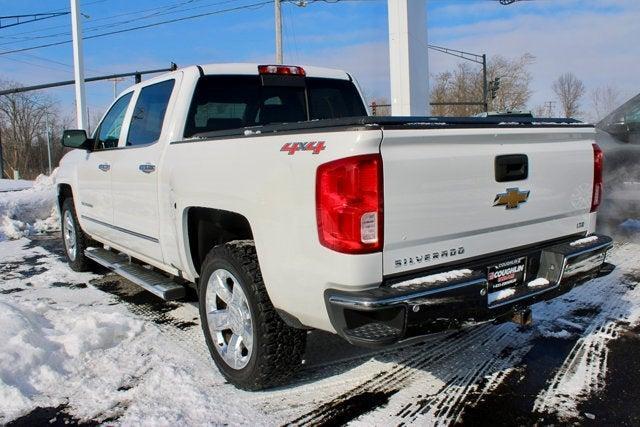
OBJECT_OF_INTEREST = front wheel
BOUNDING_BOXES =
[60,198,94,272]
[198,240,307,390]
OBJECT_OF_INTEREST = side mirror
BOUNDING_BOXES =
[61,129,93,150]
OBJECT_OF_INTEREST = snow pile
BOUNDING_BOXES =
[392,269,472,288]
[0,300,144,417]
[0,238,266,424]
[0,179,33,192]
[0,171,58,241]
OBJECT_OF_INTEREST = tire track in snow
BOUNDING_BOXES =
[533,243,640,419]
[287,323,522,425]
[287,243,640,426]
[19,236,640,425]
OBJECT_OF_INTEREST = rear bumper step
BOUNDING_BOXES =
[85,247,186,301]
[325,234,614,347]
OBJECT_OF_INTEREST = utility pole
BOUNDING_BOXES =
[544,101,556,117]
[482,54,488,113]
[45,114,52,175]
[70,0,88,130]
[275,0,283,64]
[0,126,4,179]
[108,77,125,99]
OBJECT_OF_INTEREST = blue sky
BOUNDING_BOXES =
[0,0,638,123]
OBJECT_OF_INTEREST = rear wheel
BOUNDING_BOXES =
[60,198,94,272]
[198,240,306,390]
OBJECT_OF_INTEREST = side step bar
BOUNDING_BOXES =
[85,247,186,301]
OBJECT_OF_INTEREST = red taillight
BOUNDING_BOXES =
[258,65,306,76]
[591,143,604,212]
[316,154,383,254]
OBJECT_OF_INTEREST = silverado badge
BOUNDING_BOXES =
[493,188,530,209]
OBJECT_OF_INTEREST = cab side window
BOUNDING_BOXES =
[127,79,175,146]
[94,92,133,150]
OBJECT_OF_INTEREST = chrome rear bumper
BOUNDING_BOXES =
[325,234,614,347]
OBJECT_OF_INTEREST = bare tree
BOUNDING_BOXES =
[589,85,621,122]
[552,72,585,118]
[0,80,67,179]
[430,53,535,116]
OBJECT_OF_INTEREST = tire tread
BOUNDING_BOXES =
[200,240,306,390]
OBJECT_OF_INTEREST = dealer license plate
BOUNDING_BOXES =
[487,256,527,291]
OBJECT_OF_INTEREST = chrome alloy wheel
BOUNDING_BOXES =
[62,210,77,261]
[206,268,254,370]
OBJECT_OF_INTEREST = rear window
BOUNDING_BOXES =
[184,75,366,137]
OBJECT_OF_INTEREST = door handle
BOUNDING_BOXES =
[139,163,156,174]
[98,163,110,172]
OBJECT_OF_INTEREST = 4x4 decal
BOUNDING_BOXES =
[280,141,326,155]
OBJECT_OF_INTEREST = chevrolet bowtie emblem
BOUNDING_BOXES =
[493,188,530,209]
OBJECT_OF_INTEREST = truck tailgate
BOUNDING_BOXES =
[381,127,596,275]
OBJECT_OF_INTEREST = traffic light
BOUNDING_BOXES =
[489,77,501,100]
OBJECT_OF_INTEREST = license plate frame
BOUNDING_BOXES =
[487,256,527,292]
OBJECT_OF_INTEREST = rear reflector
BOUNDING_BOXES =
[258,65,306,76]
[591,143,603,212]
[316,154,383,254]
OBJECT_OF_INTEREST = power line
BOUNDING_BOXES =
[0,0,243,42]
[0,1,273,56]
[0,12,69,30]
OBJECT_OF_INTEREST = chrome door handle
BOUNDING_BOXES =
[98,163,110,172]
[139,163,156,174]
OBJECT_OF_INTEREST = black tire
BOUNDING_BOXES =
[60,198,94,272]
[198,240,307,390]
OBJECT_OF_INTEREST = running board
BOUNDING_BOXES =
[85,247,186,301]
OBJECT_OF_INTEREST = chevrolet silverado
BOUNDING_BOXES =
[55,63,614,390]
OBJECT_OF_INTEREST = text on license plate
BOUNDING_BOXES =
[487,256,527,291]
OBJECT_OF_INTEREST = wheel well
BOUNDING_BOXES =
[58,184,73,210]
[187,207,253,276]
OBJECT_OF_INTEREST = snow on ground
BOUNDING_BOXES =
[0,172,58,242]
[0,238,264,425]
[1,235,639,425]
[0,179,33,193]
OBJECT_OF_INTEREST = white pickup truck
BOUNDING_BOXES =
[56,63,614,390]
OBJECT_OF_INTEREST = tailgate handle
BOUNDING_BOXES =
[495,154,528,182]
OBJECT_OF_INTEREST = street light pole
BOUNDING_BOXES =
[275,0,283,64]
[70,0,88,130]
[427,44,489,113]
